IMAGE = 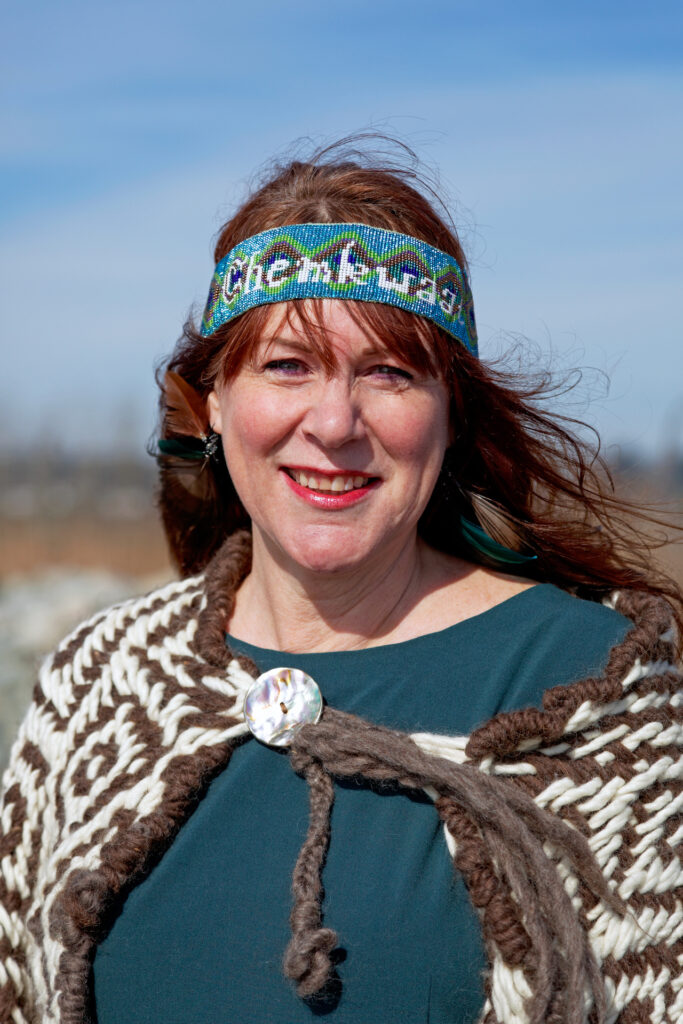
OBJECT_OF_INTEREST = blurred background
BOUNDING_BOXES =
[1,0,682,771]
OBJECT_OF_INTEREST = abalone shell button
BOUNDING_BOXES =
[243,667,323,747]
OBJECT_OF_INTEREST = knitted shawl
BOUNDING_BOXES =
[0,532,681,1024]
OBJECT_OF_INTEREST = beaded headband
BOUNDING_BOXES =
[200,223,478,355]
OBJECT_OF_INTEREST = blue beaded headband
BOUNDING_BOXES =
[200,223,478,356]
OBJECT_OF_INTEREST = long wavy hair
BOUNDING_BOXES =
[156,138,682,632]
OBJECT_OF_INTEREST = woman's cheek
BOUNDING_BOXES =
[375,397,448,461]
[227,388,302,454]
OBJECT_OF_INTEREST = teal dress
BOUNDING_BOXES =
[92,585,630,1023]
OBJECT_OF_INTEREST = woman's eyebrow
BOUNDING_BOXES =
[265,337,392,358]
[261,338,315,353]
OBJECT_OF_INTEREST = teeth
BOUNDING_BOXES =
[291,470,370,492]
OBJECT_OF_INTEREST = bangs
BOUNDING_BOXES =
[211,299,458,384]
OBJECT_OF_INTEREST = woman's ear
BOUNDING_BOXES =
[207,390,222,434]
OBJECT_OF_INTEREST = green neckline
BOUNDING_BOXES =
[226,582,552,659]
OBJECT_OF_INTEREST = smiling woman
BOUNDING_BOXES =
[206,301,451,611]
[1,140,681,1024]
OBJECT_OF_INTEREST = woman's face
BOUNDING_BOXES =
[208,301,451,576]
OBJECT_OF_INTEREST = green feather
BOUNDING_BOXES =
[157,438,207,460]
[460,516,537,569]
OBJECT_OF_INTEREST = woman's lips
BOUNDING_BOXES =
[281,468,379,508]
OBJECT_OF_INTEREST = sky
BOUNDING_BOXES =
[2,0,682,457]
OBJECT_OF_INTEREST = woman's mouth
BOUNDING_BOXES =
[287,469,373,492]
[282,468,379,507]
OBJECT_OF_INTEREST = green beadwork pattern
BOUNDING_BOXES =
[200,223,477,354]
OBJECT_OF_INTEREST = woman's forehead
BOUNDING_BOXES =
[257,298,443,371]
[262,299,382,346]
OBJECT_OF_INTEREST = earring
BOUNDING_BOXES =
[157,431,220,461]
[157,370,221,462]
[438,447,538,569]
[459,515,537,569]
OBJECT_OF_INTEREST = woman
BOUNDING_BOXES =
[1,144,681,1024]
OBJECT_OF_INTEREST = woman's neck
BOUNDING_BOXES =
[227,531,475,653]
[225,530,536,653]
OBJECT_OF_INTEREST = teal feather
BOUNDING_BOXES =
[157,438,207,460]
[460,516,537,569]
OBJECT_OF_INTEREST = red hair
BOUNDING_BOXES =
[156,140,682,633]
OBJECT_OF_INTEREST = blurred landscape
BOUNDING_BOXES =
[0,450,173,775]
[1,447,682,776]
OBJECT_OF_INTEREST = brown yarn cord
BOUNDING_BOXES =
[436,798,532,967]
[284,708,624,1024]
[283,750,337,997]
[208,542,672,1021]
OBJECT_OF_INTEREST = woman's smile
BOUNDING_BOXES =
[207,300,450,575]
[284,467,376,493]
[281,466,380,507]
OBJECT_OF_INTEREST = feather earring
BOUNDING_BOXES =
[437,447,537,568]
[460,492,537,569]
[467,492,524,552]
[157,371,220,462]
[163,371,210,438]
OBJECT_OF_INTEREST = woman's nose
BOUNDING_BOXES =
[302,378,364,448]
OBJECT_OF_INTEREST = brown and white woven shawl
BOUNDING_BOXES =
[1,532,681,1024]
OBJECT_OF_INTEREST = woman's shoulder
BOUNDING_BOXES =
[508,582,632,639]
[45,572,207,676]
[495,584,634,702]
[3,571,220,792]
[442,580,633,673]
[430,583,635,727]
[462,584,679,759]
[416,550,631,649]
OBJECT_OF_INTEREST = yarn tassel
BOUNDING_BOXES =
[283,750,338,998]
[287,707,621,1021]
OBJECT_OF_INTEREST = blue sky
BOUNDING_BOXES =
[2,0,682,455]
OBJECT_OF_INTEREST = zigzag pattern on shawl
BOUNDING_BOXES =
[0,535,255,1024]
[0,531,681,1024]
[428,589,683,1023]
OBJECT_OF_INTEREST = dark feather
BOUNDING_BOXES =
[158,451,216,499]
[164,371,210,439]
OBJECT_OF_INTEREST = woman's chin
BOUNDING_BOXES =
[253,519,413,578]
[269,528,385,577]
[285,544,369,576]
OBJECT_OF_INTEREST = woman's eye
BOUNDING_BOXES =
[371,365,414,381]
[264,359,307,375]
